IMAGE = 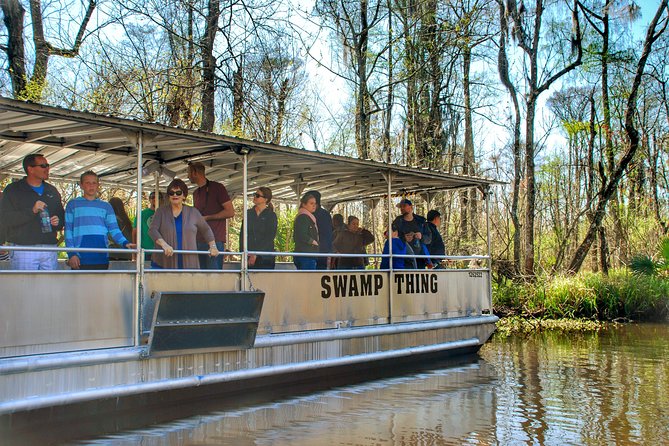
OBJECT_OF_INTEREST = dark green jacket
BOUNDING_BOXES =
[293,213,319,253]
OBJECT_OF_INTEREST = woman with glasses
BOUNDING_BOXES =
[240,187,277,269]
[149,179,218,269]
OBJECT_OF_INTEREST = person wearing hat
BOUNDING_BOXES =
[393,198,433,269]
[426,209,445,267]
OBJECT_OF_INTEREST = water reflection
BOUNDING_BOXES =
[488,323,669,445]
[27,323,669,445]
[75,361,498,445]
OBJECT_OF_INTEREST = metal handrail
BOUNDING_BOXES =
[0,244,491,261]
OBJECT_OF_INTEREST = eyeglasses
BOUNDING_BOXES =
[254,193,265,198]
[31,163,50,169]
[167,190,183,196]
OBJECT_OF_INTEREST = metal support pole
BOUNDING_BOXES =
[384,170,394,324]
[484,186,493,312]
[154,171,160,209]
[134,131,144,347]
[241,153,249,291]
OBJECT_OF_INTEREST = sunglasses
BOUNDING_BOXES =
[167,190,184,196]
[254,193,265,198]
[32,163,50,169]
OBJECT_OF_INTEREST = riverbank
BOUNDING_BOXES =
[492,269,669,335]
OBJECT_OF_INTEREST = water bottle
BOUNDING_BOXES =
[39,207,52,233]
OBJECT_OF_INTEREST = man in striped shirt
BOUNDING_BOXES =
[65,171,135,270]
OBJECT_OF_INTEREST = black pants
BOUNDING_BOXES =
[80,264,109,270]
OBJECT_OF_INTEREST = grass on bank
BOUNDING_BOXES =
[492,269,669,335]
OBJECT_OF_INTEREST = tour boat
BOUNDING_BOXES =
[0,97,498,425]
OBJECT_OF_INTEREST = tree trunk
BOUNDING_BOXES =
[497,0,522,274]
[383,0,393,163]
[567,0,668,274]
[524,95,537,276]
[232,62,244,133]
[200,0,220,132]
[273,78,289,144]
[1,0,27,97]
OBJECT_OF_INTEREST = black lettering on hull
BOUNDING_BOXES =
[394,273,439,295]
[321,274,386,298]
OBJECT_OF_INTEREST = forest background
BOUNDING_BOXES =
[2,0,669,290]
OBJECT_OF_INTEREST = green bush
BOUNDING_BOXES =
[493,269,669,322]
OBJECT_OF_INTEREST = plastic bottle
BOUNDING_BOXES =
[39,207,52,233]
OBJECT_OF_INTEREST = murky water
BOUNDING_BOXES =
[21,323,669,445]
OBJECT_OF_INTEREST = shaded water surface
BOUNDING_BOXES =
[32,324,669,444]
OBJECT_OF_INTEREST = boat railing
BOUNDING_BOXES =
[0,244,490,271]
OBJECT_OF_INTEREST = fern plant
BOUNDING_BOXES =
[630,237,669,277]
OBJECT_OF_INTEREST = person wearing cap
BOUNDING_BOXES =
[393,198,433,269]
[426,210,445,267]
[187,161,234,269]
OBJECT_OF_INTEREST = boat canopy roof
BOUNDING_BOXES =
[0,97,496,204]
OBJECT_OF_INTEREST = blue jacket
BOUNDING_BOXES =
[381,237,408,269]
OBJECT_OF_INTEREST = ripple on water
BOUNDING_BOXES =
[52,324,669,445]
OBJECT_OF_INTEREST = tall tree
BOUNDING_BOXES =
[1,0,96,100]
[502,0,583,277]
[496,0,522,273]
[315,0,386,158]
[567,0,669,274]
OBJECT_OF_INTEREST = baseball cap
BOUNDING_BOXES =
[397,198,413,207]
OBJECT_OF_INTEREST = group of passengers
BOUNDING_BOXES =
[0,154,445,271]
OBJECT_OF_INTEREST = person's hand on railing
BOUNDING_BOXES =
[156,239,173,256]
[124,242,137,250]
[208,243,219,258]
[67,255,81,270]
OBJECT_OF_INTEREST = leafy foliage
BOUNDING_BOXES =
[630,237,669,277]
[494,269,669,322]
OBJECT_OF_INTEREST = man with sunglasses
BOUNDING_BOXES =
[0,154,64,270]
[187,162,234,269]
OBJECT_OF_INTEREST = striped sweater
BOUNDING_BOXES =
[65,197,129,265]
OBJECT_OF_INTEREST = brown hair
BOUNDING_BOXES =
[300,192,316,208]
[167,178,189,197]
[109,197,133,236]
[22,153,45,173]
[258,186,274,211]
[188,162,205,176]
[80,170,98,184]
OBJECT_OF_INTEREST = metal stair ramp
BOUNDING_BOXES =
[147,291,265,357]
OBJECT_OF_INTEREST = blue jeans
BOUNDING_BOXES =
[197,241,224,270]
[294,256,317,270]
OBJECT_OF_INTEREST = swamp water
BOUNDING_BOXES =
[15,323,669,445]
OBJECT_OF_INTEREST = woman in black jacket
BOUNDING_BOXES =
[240,186,278,269]
[292,192,319,270]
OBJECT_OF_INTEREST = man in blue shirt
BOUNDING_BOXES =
[65,171,135,270]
